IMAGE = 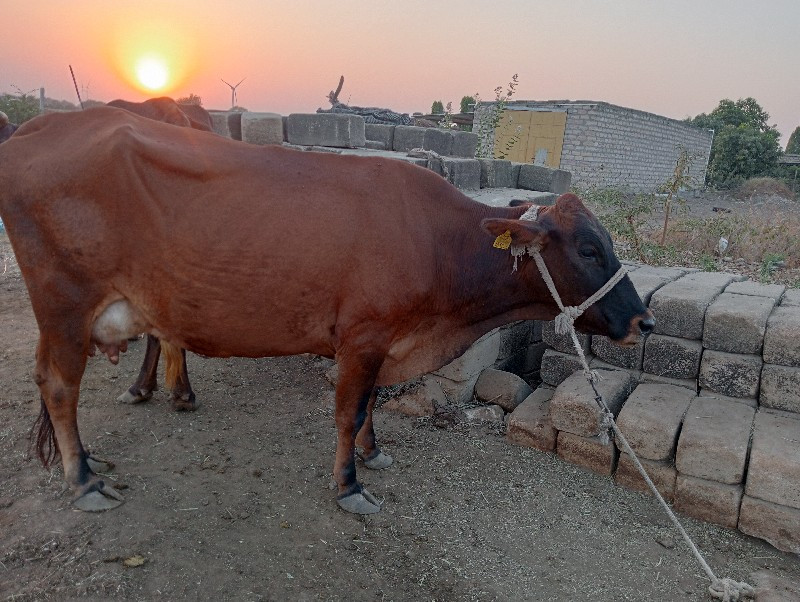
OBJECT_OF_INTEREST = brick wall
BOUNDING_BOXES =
[475,100,714,192]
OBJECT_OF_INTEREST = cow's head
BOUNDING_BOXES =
[482,193,654,346]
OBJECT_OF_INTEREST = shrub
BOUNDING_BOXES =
[734,177,794,200]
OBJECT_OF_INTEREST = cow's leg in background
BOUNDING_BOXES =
[33,333,123,512]
[161,341,197,411]
[118,336,197,411]
[118,334,161,404]
[355,390,393,469]
[333,349,386,514]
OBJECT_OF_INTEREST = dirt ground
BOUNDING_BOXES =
[1,216,799,601]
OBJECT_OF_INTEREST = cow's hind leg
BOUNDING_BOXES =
[118,334,161,404]
[162,341,197,411]
[333,351,385,514]
[355,390,393,470]
[34,336,123,512]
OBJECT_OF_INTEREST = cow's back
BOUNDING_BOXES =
[0,107,477,378]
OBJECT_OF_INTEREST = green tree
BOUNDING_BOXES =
[688,97,781,188]
[0,89,40,124]
[786,126,800,154]
[431,100,444,114]
[460,95,475,113]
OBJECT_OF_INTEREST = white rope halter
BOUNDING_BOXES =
[494,204,755,601]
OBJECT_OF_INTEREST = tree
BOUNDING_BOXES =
[177,93,203,106]
[786,126,800,154]
[431,100,444,114]
[688,97,781,187]
[460,95,475,113]
[0,89,40,124]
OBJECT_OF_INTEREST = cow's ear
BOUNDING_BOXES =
[481,218,548,249]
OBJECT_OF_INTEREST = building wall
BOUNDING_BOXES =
[475,100,714,192]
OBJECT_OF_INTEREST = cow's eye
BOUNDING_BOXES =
[579,246,598,259]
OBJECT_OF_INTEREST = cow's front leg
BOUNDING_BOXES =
[118,334,161,404]
[355,390,393,470]
[333,351,384,514]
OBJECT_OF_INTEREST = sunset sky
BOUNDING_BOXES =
[3,1,799,145]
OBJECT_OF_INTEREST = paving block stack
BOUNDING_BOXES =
[210,111,572,194]
[505,266,800,553]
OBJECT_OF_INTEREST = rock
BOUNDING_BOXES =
[474,368,532,412]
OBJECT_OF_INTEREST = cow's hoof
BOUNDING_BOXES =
[86,456,115,473]
[117,389,152,404]
[73,483,124,512]
[170,396,198,412]
[337,488,381,514]
[361,450,393,470]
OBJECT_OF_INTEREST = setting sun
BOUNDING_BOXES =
[135,55,169,91]
[109,18,198,96]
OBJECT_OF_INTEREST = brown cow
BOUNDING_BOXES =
[106,96,215,411]
[0,107,653,514]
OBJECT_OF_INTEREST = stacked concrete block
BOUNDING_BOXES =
[614,383,694,501]
[550,370,635,475]
[781,289,800,307]
[392,126,426,152]
[364,124,394,150]
[241,112,284,146]
[422,128,453,156]
[478,159,514,189]
[556,432,618,476]
[702,292,775,355]
[739,409,800,553]
[210,111,242,140]
[649,272,742,339]
[442,158,481,190]
[760,305,800,413]
[506,387,557,452]
[674,396,755,528]
[286,113,366,148]
[540,349,588,387]
[643,334,702,381]
[591,336,644,370]
[517,164,572,194]
[493,321,535,374]
[431,329,501,405]
[699,350,762,399]
[542,320,590,356]
[451,131,479,158]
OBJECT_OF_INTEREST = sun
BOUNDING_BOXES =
[135,55,170,91]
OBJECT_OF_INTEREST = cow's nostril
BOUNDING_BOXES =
[639,316,655,335]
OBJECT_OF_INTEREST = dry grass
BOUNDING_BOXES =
[666,210,800,269]
[734,177,795,201]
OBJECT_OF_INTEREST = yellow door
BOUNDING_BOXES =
[494,109,566,167]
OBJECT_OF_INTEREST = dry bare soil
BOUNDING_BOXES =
[1,226,799,600]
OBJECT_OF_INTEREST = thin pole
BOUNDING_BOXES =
[69,65,84,110]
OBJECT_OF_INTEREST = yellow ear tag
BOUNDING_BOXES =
[493,230,512,250]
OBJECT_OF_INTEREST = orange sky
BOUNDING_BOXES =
[3,1,799,145]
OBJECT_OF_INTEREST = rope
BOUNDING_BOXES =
[502,208,755,601]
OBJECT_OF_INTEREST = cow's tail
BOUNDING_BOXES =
[30,397,59,468]
[162,340,183,391]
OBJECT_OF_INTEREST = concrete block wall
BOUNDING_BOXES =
[209,111,570,194]
[504,266,800,553]
[474,100,714,192]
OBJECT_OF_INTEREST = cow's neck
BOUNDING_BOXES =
[440,203,559,333]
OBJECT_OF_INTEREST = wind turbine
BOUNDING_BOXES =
[221,77,246,108]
